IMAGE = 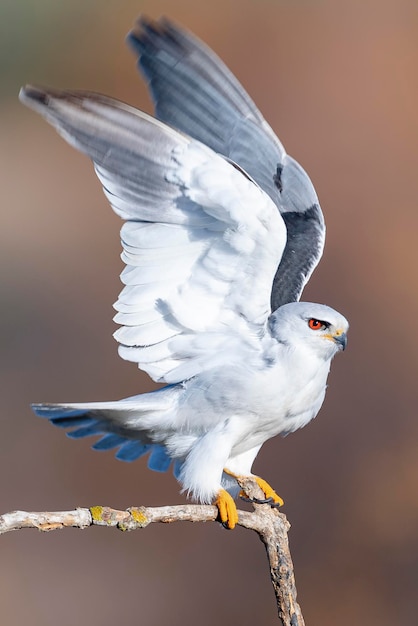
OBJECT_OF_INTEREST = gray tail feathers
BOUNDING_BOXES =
[32,386,182,476]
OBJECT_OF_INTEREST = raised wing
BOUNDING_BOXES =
[128,17,325,308]
[20,86,285,384]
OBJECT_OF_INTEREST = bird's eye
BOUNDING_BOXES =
[308,318,328,331]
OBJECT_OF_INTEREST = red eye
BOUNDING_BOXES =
[308,318,325,330]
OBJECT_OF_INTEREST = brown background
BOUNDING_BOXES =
[1,1,417,624]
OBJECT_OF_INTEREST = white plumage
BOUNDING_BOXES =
[20,16,348,528]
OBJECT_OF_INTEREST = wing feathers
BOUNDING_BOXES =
[20,85,285,383]
[128,17,326,307]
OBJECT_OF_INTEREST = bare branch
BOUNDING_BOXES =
[0,481,304,625]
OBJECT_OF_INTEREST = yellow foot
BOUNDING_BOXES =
[215,488,239,530]
[251,475,284,507]
[223,468,284,507]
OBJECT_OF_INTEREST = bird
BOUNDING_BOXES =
[20,16,348,529]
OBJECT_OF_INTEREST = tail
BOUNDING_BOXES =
[32,386,182,476]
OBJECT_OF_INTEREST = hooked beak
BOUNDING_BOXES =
[333,331,347,351]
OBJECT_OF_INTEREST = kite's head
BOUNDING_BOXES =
[269,302,348,360]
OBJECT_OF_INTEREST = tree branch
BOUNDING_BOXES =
[0,479,305,625]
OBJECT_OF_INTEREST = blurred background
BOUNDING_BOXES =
[1,0,417,624]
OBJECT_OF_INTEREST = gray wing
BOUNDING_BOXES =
[20,86,285,384]
[128,16,325,309]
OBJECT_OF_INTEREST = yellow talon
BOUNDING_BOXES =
[224,468,284,507]
[253,476,284,507]
[215,488,239,529]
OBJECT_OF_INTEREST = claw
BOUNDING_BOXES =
[239,491,275,505]
[215,489,239,530]
[253,476,284,507]
[237,477,284,508]
[224,469,284,511]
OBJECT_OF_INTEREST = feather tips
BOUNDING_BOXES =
[19,17,326,384]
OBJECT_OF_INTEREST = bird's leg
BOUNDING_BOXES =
[215,489,239,529]
[223,468,284,507]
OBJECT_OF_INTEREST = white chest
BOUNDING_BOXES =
[182,344,331,454]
